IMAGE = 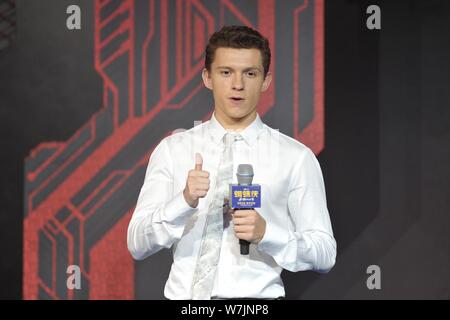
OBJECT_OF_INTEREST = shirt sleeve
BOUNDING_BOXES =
[127,138,197,260]
[257,148,337,273]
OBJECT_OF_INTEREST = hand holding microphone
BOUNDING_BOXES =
[232,209,266,252]
[230,164,266,255]
[183,153,210,208]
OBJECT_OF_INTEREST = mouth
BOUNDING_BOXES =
[229,97,245,104]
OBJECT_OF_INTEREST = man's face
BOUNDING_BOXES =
[202,47,271,126]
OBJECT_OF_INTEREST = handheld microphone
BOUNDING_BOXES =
[230,164,261,255]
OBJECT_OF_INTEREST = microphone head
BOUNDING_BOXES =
[236,164,254,185]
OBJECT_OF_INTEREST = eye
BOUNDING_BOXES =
[246,71,257,78]
[220,70,231,76]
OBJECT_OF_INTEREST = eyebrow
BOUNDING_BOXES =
[216,66,262,72]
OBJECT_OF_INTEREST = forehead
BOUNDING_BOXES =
[212,47,263,69]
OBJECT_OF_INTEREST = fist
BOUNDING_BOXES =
[183,153,210,208]
[231,209,266,244]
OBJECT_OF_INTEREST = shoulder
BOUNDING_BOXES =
[160,120,210,148]
[263,124,314,160]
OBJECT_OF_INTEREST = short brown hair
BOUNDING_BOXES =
[205,25,271,77]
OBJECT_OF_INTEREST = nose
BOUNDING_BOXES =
[232,74,244,91]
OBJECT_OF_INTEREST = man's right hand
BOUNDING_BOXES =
[183,153,210,208]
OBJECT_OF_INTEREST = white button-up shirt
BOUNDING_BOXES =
[127,112,336,299]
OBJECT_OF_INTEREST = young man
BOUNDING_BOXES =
[128,26,336,300]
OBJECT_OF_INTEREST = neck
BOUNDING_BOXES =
[214,110,257,132]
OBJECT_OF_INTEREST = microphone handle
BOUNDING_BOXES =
[239,239,250,255]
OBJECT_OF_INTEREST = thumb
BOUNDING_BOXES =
[195,153,203,171]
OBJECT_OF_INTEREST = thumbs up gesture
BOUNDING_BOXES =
[183,153,210,208]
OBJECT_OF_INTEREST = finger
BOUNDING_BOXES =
[195,153,203,171]
[194,177,210,185]
[235,232,248,240]
[233,209,253,218]
[234,225,251,233]
[199,170,209,178]
[190,171,209,179]
[232,217,250,226]
[195,190,208,197]
[195,183,210,191]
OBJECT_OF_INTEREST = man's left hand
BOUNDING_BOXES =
[231,209,266,244]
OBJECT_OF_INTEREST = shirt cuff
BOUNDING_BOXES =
[162,190,197,226]
[257,220,289,258]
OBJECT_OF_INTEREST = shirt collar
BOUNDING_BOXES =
[207,111,264,146]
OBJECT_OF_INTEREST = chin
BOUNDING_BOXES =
[228,112,248,121]
[227,108,251,118]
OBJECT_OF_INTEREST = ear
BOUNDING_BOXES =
[261,71,272,92]
[202,68,213,90]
